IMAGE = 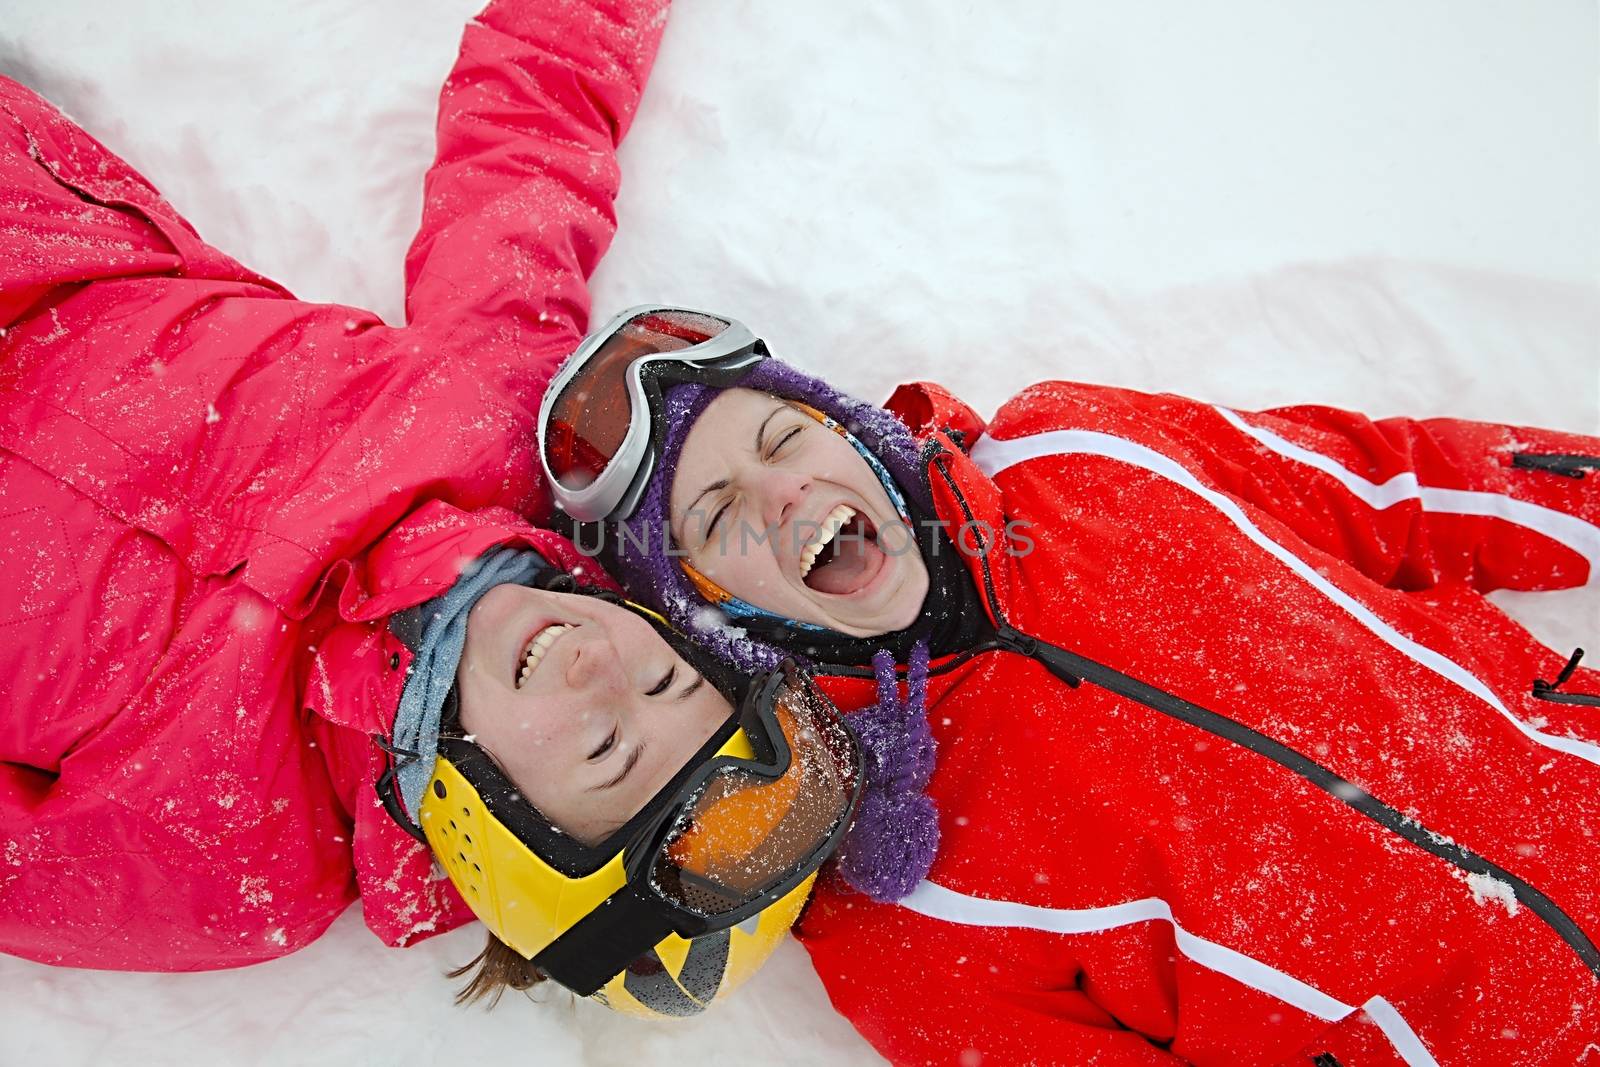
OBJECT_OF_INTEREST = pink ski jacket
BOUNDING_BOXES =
[0,0,664,969]
[795,381,1600,1065]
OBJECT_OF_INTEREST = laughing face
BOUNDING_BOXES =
[454,585,735,846]
[668,388,930,638]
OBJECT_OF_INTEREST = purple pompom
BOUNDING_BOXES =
[835,642,941,902]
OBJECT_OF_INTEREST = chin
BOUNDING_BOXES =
[878,576,930,634]
[829,596,918,639]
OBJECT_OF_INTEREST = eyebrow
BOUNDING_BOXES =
[592,742,644,792]
[682,403,789,536]
[686,478,730,525]
[675,674,706,703]
[754,404,784,455]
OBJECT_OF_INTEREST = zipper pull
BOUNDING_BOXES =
[1533,648,1600,706]
[1512,452,1600,479]
[994,625,1083,688]
[994,624,1035,657]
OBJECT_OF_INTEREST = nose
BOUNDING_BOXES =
[562,631,626,694]
[758,468,812,531]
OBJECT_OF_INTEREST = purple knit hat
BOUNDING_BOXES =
[595,354,943,902]
[602,356,933,674]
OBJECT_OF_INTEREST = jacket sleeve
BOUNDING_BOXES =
[795,887,1193,1067]
[986,382,1600,596]
[0,74,289,328]
[853,989,1193,1067]
[402,0,668,339]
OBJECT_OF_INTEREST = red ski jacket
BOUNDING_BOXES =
[794,381,1600,1065]
[0,0,662,969]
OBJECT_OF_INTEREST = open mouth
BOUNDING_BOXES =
[516,623,574,689]
[797,504,888,596]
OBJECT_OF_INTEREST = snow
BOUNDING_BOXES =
[1466,871,1521,918]
[2,1,1597,1065]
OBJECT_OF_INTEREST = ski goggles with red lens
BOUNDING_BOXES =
[539,306,766,523]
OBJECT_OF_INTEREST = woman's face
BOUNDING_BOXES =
[455,585,734,845]
[668,388,929,638]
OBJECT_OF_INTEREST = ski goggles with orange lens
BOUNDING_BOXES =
[495,661,864,997]
[539,305,766,523]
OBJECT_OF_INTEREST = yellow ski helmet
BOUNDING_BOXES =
[381,634,863,1019]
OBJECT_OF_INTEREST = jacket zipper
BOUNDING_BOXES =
[921,447,1600,980]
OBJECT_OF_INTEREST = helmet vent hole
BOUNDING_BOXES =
[449,820,457,830]
[458,852,467,862]
[462,806,471,817]
[463,834,471,845]
[433,781,447,799]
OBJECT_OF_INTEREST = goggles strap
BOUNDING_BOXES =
[619,933,730,1017]
[533,886,684,997]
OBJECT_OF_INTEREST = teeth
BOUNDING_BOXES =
[798,505,856,579]
[516,624,573,688]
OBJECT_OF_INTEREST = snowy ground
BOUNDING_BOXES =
[3,1,1596,1064]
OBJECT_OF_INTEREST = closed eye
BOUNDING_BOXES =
[766,425,802,460]
[599,742,644,790]
[646,666,676,697]
[706,499,731,539]
[675,674,706,703]
[588,728,617,761]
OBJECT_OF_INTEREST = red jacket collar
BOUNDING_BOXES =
[885,382,1017,634]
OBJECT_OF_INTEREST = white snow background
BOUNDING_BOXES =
[2,1,1596,1064]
